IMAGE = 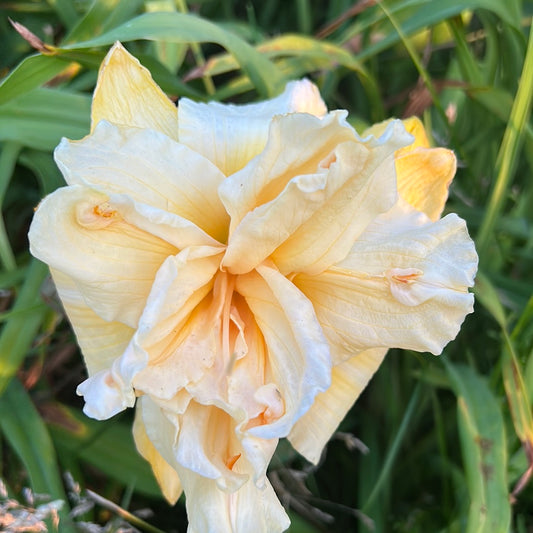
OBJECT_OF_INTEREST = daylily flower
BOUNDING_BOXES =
[28,42,477,532]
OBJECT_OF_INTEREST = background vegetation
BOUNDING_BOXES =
[0,0,532,531]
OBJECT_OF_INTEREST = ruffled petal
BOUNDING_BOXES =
[178,79,327,176]
[294,212,477,359]
[364,116,428,152]
[132,406,183,504]
[219,111,355,235]
[222,119,412,275]
[55,121,229,242]
[138,396,278,499]
[79,246,220,419]
[288,348,387,464]
[139,397,287,533]
[236,265,331,439]
[91,42,178,140]
[29,185,177,328]
[130,247,224,401]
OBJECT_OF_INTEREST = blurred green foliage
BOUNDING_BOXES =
[0,0,532,531]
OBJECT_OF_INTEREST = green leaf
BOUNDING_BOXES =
[341,0,522,61]
[18,149,65,194]
[0,54,74,107]
[472,271,508,329]
[0,88,90,151]
[0,141,22,270]
[0,378,75,532]
[502,332,533,445]
[445,362,510,533]
[476,22,533,256]
[58,12,287,97]
[63,0,145,44]
[144,0,188,73]
[45,0,79,29]
[48,405,163,499]
[0,259,49,395]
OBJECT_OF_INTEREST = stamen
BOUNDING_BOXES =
[221,273,236,368]
[76,201,118,229]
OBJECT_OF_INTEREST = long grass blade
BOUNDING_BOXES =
[476,22,533,256]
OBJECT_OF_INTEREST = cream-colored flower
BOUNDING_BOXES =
[28,42,477,532]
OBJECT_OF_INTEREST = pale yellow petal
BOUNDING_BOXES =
[288,348,387,464]
[178,466,290,533]
[56,121,229,242]
[50,269,133,376]
[365,117,455,221]
[132,405,183,504]
[29,185,177,328]
[178,79,327,176]
[174,402,248,492]
[396,147,456,221]
[236,265,331,439]
[295,213,477,359]
[396,116,430,152]
[91,42,178,140]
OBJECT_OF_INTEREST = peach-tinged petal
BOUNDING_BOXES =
[396,147,456,221]
[236,265,331,439]
[139,397,276,498]
[141,399,287,533]
[288,348,387,464]
[271,120,413,275]
[221,169,332,274]
[178,79,327,176]
[174,402,249,492]
[84,246,221,419]
[222,119,412,276]
[56,121,229,242]
[91,42,178,140]
[29,185,177,328]
[295,213,477,359]
[132,407,183,504]
[219,111,355,235]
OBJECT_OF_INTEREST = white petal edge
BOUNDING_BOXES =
[178,79,327,176]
